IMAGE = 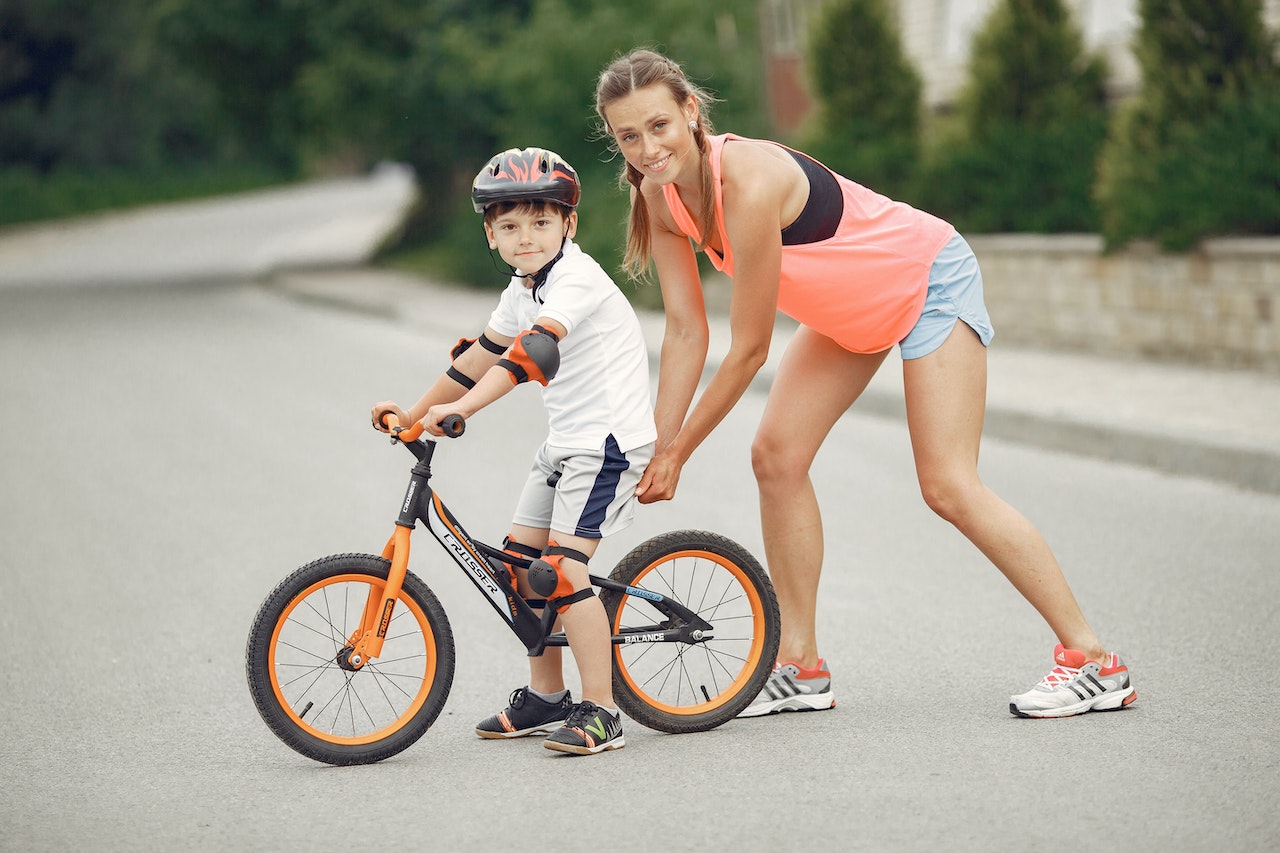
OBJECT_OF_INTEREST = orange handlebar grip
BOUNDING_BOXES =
[396,421,425,442]
[380,413,425,443]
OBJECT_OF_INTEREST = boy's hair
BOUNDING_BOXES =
[482,199,572,227]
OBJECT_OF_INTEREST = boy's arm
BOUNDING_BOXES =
[422,317,567,434]
[372,326,512,430]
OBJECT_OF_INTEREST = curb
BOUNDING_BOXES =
[269,269,1280,496]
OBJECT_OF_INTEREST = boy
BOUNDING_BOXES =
[372,148,655,755]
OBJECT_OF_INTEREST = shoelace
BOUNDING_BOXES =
[1037,663,1081,689]
[564,702,600,728]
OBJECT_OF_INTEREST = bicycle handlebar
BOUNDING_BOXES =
[379,412,465,442]
[438,415,465,438]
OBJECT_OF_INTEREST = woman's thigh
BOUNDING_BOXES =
[755,326,888,471]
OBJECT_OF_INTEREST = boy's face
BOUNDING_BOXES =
[484,204,577,278]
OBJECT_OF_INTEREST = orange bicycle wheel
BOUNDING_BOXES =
[602,530,779,733]
[245,554,454,765]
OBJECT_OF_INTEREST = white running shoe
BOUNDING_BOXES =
[1010,643,1137,718]
[737,659,836,718]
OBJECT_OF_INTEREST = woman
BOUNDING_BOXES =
[593,49,1136,718]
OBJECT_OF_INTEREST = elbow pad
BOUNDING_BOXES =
[499,325,561,386]
[448,333,506,389]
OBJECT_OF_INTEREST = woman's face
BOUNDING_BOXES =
[604,84,698,187]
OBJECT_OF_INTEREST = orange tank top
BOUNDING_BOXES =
[661,133,955,353]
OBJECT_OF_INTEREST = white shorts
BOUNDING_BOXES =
[511,436,654,540]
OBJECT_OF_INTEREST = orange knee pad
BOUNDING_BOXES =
[499,536,542,593]
[527,542,593,614]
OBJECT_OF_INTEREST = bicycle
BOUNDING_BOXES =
[245,414,781,765]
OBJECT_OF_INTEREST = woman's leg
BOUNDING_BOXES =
[902,323,1105,659]
[752,326,888,667]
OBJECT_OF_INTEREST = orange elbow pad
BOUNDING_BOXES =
[498,325,560,386]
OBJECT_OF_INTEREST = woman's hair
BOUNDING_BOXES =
[594,49,718,281]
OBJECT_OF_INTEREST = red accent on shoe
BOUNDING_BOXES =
[1053,643,1087,668]
[779,658,830,679]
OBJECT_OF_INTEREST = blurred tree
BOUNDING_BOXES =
[1,0,225,171]
[799,0,922,198]
[915,0,1108,232]
[1096,0,1280,249]
[481,0,765,281]
[3,0,769,276]
[153,0,316,169]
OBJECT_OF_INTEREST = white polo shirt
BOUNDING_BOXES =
[487,239,656,452]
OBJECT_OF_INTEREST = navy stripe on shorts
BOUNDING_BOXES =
[576,435,630,537]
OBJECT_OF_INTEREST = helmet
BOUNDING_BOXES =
[471,147,581,214]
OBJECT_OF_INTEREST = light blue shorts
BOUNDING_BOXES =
[898,233,995,360]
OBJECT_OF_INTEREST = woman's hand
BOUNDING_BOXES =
[371,402,407,433]
[635,449,683,504]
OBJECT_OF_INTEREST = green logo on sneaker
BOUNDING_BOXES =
[585,716,607,740]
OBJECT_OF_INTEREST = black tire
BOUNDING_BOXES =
[245,553,455,765]
[602,530,779,733]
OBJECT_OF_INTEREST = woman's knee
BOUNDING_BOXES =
[751,431,809,486]
[917,468,983,525]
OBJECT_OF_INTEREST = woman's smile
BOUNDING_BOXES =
[646,154,672,173]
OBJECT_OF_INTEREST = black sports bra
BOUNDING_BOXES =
[780,150,843,246]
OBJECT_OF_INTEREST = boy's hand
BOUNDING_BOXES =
[371,402,407,433]
[424,402,470,437]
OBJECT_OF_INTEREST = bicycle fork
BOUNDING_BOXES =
[339,439,436,671]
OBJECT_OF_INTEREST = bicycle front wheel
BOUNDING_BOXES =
[602,530,779,733]
[245,553,455,765]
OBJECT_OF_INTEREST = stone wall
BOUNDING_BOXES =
[969,235,1280,373]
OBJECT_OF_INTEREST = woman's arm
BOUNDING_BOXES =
[636,143,796,502]
[649,214,709,453]
[659,142,791,465]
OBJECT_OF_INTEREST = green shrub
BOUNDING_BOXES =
[800,0,921,198]
[915,0,1108,233]
[1096,0,1280,249]
[918,118,1106,232]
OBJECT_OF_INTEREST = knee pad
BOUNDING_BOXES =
[527,542,594,614]
[499,536,541,594]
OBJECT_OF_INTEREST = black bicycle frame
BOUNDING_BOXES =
[394,436,714,657]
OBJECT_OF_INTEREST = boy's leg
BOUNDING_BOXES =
[538,532,628,755]
[474,524,574,739]
[540,533,609,705]
[508,524,565,694]
[538,437,650,754]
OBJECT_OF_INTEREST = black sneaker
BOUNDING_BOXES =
[475,687,573,739]
[543,701,625,755]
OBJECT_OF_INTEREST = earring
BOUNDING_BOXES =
[689,120,698,131]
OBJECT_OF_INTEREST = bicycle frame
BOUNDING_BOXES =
[342,428,715,671]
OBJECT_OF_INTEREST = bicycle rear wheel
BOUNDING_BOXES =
[602,530,779,733]
[245,553,455,765]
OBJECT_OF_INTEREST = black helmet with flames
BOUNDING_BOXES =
[471,147,581,214]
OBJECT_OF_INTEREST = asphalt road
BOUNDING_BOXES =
[2,280,1278,852]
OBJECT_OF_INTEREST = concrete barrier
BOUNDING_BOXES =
[970,234,1280,373]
